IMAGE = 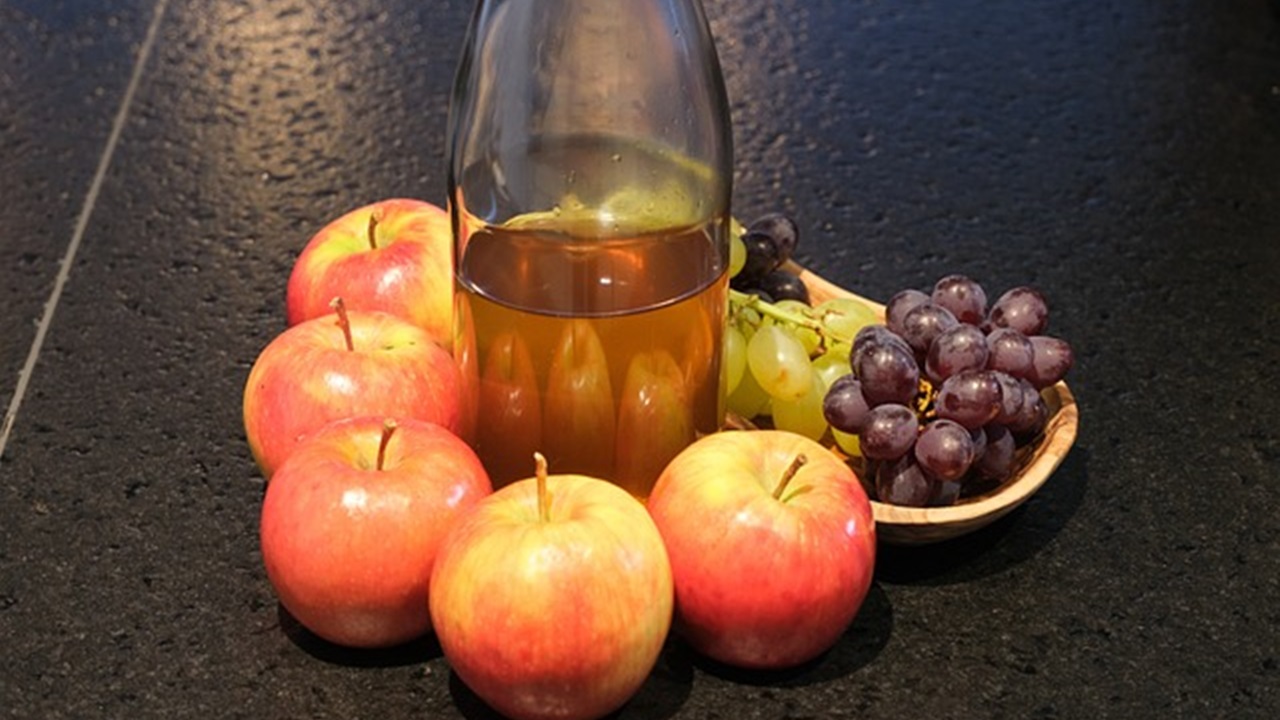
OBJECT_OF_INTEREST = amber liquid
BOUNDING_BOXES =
[452,133,730,495]
[456,221,727,496]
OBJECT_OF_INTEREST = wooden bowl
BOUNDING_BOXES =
[791,263,1080,546]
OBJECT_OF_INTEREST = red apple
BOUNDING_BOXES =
[286,199,454,348]
[243,299,465,479]
[261,417,491,648]
[430,455,673,720]
[646,430,876,670]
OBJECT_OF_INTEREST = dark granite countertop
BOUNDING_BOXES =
[2,0,1278,717]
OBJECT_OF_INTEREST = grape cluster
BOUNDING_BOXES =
[724,215,1075,508]
[729,213,809,303]
[823,276,1074,506]
[725,214,879,442]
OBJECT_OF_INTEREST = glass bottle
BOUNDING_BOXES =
[447,0,733,496]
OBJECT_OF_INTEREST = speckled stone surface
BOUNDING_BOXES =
[2,0,1278,718]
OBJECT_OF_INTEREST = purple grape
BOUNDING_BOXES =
[899,302,958,358]
[756,269,810,304]
[823,375,872,433]
[733,230,782,284]
[990,370,1025,425]
[854,342,920,407]
[976,424,1016,481]
[988,286,1049,336]
[1027,335,1075,389]
[926,323,990,382]
[935,370,1002,429]
[932,479,963,507]
[859,403,919,460]
[986,327,1034,379]
[885,289,929,336]
[875,455,934,507]
[1007,379,1048,440]
[932,274,988,325]
[854,324,896,349]
[914,419,976,482]
[970,425,988,463]
[853,325,912,363]
[747,212,799,265]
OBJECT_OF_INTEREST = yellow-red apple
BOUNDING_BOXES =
[646,430,876,669]
[243,299,465,479]
[430,455,673,720]
[286,199,453,348]
[260,417,491,648]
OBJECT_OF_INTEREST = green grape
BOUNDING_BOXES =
[774,298,813,316]
[832,428,862,458]
[733,305,763,341]
[816,297,880,344]
[812,350,851,391]
[723,324,748,395]
[763,299,822,356]
[746,325,813,401]
[771,365,829,441]
[729,229,747,278]
[727,359,772,419]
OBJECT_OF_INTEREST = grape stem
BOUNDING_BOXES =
[729,288,854,347]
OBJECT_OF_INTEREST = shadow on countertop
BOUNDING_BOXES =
[874,446,1090,586]
[277,603,444,668]
[448,584,895,718]
[446,639,695,720]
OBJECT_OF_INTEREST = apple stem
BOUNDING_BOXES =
[330,297,354,352]
[773,454,808,501]
[534,452,550,523]
[367,207,384,250]
[377,419,397,471]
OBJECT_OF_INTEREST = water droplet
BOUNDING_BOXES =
[552,205,562,216]
[611,153,622,163]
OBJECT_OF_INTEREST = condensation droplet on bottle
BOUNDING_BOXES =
[611,153,622,163]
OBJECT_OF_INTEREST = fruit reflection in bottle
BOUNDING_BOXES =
[614,350,694,497]
[542,319,616,481]
[475,330,542,488]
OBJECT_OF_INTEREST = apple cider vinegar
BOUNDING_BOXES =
[453,137,729,495]
[458,224,726,494]
[447,0,733,496]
